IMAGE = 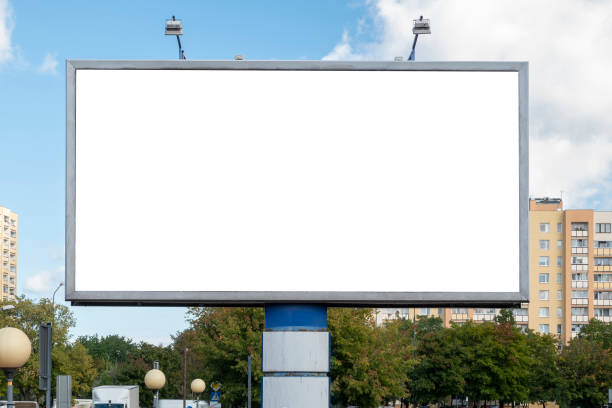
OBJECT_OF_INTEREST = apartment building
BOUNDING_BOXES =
[376,198,612,343]
[1,206,18,302]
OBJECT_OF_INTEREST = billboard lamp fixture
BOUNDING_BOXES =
[165,16,186,60]
[408,15,430,61]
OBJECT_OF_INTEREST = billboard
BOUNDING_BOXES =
[66,60,528,306]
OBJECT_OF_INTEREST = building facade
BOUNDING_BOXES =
[1,206,18,302]
[376,198,612,343]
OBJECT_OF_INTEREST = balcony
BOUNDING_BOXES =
[594,281,612,289]
[594,299,612,306]
[571,264,588,271]
[450,313,468,321]
[473,314,496,321]
[571,298,588,305]
[571,247,588,254]
[594,265,612,272]
[514,315,528,323]
[571,315,589,322]
[594,248,612,256]
[571,280,588,288]
[571,230,588,237]
[595,315,612,322]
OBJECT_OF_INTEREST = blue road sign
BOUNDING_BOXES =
[210,392,221,402]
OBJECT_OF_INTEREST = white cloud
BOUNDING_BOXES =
[0,0,13,63]
[25,266,64,294]
[324,0,612,208]
[39,52,58,74]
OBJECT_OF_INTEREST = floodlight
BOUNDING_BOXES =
[412,18,431,35]
[165,17,183,36]
[234,55,244,61]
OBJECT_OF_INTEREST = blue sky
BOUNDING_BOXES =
[0,0,373,344]
[2,0,612,344]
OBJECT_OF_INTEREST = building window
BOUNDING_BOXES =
[418,308,429,316]
[571,307,588,316]
[557,324,562,334]
[557,307,562,317]
[451,308,468,314]
[572,256,588,265]
[594,241,612,248]
[571,290,588,298]
[572,222,588,232]
[540,223,550,233]
[539,290,549,300]
[557,240,563,249]
[557,273,562,283]
[539,324,550,334]
[594,308,611,317]
[540,256,550,266]
[596,223,611,233]
[594,291,612,300]
[594,257,612,266]
[540,240,550,250]
[539,273,550,283]
[557,290,562,300]
[513,308,528,316]
[557,223,563,233]
[571,273,588,281]
[571,324,584,334]
[572,239,588,247]
[539,307,550,317]
[557,256,562,266]
[594,273,612,282]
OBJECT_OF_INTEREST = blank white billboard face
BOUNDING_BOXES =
[68,62,527,305]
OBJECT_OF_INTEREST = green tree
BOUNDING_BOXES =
[407,324,465,406]
[329,308,411,408]
[454,321,530,406]
[525,331,564,408]
[558,336,612,408]
[0,296,79,402]
[185,307,263,408]
[576,318,612,350]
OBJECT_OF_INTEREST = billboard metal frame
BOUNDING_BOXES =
[66,60,529,307]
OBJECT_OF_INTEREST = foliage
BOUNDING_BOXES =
[407,321,465,406]
[329,309,411,408]
[454,321,530,405]
[525,330,565,408]
[576,318,612,350]
[0,296,86,402]
[184,307,264,408]
[558,336,612,408]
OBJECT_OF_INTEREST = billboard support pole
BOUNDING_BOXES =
[263,304,329,408]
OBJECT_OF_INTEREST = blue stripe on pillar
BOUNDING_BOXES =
[265,304,327,331]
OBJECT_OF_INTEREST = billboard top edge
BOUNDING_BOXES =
[66,59,528,72]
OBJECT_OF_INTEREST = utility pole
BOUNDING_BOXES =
[247,355,252,408]
[183,347,188,408]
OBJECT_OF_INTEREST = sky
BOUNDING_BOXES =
[1,0,611,345]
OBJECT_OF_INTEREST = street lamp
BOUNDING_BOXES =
[408,16,431,61]
[0,327,32,408]
[190,379,205,408]
[145,362,166,408]
[165,16,186,60]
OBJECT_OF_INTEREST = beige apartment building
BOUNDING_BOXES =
[376,198,612,343]
[0,206,18,302]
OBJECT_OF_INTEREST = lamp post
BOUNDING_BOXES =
[145,362,166,408]
[190,379,205,408]
[0,327,32,408]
